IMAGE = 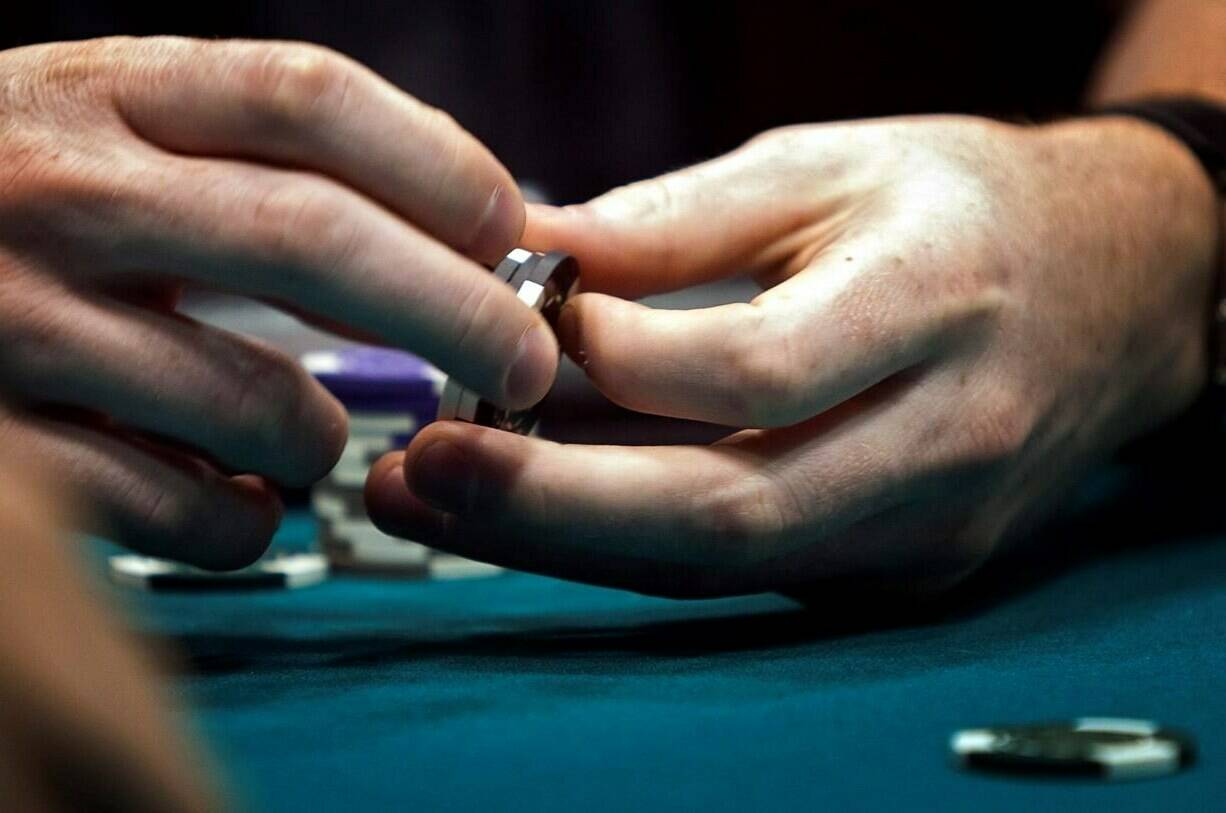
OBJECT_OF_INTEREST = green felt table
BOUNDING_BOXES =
[101,464,1226,812]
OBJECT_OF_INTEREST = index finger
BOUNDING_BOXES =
[111,37,523,265]
[83,155,557,410]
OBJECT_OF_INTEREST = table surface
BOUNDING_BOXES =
[105,464,1226,812]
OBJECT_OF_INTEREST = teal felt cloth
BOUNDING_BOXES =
[105,468,1226,812]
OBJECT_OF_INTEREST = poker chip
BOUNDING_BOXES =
[951,718,1196,780]
[436,248,579,434]
[109,553,328,591]
[305,346,503,579]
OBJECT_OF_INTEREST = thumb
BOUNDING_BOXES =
[523,142,822,299]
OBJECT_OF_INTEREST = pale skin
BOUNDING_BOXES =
[0,5,1220,591]
[365,0,1226,597]
[4,5,1222,807]
[0,459,219,811]
[0,37,559,568]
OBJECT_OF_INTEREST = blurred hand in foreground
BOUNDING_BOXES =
[0,458,218,810]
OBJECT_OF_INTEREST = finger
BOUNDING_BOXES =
[521,130,857,298]
[60,152,556,409]
[0,410,281,569]
[0,459,221,813]
[364,426,780,597]
[364,451,448,542]
[558,232,988,427]
[0,291,346,487]
[365,380,971,596]
[113,37,523,264]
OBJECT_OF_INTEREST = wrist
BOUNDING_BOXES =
[1037,115,1222,431]
[1080,100,1226,396]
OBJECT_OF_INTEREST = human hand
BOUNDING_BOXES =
[0,37,556,567]
[0,458,219,811]
[366,115,1221,598]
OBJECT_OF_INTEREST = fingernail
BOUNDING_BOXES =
[556,304,587,369]
[504,324,556,407]
[409,439,475,513]
[469,185,523,264]
[376,465,446,541]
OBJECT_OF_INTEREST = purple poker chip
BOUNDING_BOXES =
[302,347,444,413]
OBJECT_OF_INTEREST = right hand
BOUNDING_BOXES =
[0,37,556,567]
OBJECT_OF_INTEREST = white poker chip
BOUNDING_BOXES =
[319,513,503,579]
[427,554,503,580]
[436,249,579,434]
[109,552,328,591]
[951,718,1196,780]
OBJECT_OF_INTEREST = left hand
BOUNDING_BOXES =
[365,115,1221,598]
[0,457,218,810]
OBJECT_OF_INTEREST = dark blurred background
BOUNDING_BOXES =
[5,1,1128,204]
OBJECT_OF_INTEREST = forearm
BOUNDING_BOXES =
[1087,0,1226,410]
[1089,0,1226,105]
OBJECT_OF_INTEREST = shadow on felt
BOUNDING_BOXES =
[153,439,1226,683]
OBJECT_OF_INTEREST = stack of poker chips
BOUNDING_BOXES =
[302,347,502,579]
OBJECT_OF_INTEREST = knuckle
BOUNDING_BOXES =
[726,319,807,426]
[688,473,802,567]
[884,189,1013,339]
[743,125,802,153]
[417,106,494,230]
[223,348,312,451]
[248,181,354,265]
[831,275,893,345]
[422,104,463,139]
[242,43,355,128]
[597,178,684,281]
[23,40,115,100]
[959,392,1034,468]
[739,126,831,177]
[0,139,159,252]
[591,176,680,233]
[94,34,187,69]
[935,242,1012,333]
[619,177,678,223]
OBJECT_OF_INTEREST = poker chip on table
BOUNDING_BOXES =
[436,248,579,434]
[109,553,328,591]
[951,718,1195,780]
